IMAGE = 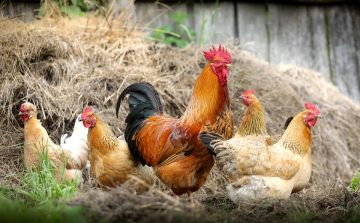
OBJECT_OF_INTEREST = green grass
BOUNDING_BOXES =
[0,139,89,223]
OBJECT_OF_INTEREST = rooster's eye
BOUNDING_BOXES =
[308,113,311,115]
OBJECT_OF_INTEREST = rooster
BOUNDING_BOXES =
[199,103,321,202]
[20,102,88,183]
[116,45,233,202]
[61,113,90,170]
[235,89,293,146]
[80,107,155,193]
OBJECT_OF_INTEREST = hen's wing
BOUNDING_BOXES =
[216,138,301,181]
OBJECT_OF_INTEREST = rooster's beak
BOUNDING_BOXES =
[78,117,83,122]
[19,111,24,115]
[226,64,231,68]
[239,95,243,99]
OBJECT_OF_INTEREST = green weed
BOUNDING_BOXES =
[151,12,196,48]
[39,0,102,19]
[348,170,360,193]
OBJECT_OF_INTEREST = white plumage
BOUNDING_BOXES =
[60,114,90,179]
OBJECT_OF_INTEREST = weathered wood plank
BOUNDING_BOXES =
[236,2,268,61]
[193,2,235,44]
[268,4,299,66]
[267,4,330,79]
[296,6,330,80]
[350,5,360,97]
[2,1,40,22]
[327,5,360,102]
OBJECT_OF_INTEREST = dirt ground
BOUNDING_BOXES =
[1,12,360,222]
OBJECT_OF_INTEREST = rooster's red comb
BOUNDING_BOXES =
[305,103,319,114]
[242,90,255,96]
[203,44,231,64]
[81,107,92,117]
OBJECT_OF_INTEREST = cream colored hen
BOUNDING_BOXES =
[20,102,88,183]
[199,103,322,202]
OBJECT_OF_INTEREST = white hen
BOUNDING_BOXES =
[61,114,90,173]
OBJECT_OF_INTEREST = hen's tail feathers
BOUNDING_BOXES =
[284,117,293,130]
[198,131,226,156]
[116,82,163,165]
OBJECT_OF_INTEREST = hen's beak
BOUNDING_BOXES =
[316,114,322,119]
[239,95,244,99]
[19,111,24,115]
[78,117,83,122]
[226,64,231,68]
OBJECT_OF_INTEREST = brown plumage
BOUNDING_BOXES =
[20,102,88,183]
[199,103,321,202]
[117,45,233,201]
[80,108,155,193]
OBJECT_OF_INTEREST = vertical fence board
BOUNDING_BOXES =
[268,4,299,65]
[2,1,40,22]
[193,2,235,44]
[296,6,330,80]
[236,3,267,61]
[268,4,330,80]
[350,5,360,98]
[327,5,360,101]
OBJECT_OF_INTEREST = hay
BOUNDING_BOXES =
[1,8,360,222]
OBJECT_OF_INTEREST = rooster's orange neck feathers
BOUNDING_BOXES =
[180,63,230,126]
[235,98,267,137]
[278,111,312,156]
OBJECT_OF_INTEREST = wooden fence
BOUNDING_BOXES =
[2,0,360,102]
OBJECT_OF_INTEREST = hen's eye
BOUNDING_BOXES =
[308,113,311,115]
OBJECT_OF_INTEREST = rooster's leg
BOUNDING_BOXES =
[187,191,193,204]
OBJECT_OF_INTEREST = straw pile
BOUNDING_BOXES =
[1,6,360,222]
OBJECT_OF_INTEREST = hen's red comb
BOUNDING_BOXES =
[242,90,254,96]
[305,103,319,114]
[81,107,92,117]
[20,104,25,112]
[203,44,232,64]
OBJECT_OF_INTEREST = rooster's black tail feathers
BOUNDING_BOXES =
[116,82,163,117]
[116,82,163,165]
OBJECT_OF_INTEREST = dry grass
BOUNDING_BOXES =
[1,3,360,222]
